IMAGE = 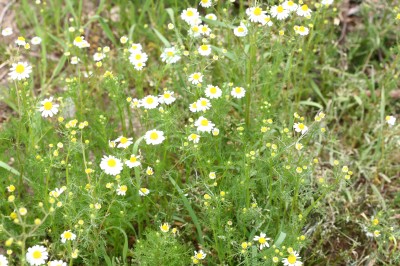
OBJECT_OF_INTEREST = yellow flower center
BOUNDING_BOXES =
[140,188,148,193]
[201,45,209,51]
[192,26,199,32]
[130,156,137,162]
[201,0,208,3]
[193,73,200,80]
[299,26,305,32]
[190,134,198,140]
[18,36,25,41]
[161,224,169,231]
[135,54,142,60]
[120,185,127,192]
[195,253,203,259]
[298,124,305,130]
[120,137,128,144]
[167,51,174,57]
[238,27,244,33]
[200,100,207,106]
[32,250,42,259]
[74,36,83,43]
[15,64,25,74]
[187,10,194,17]
[64,231,72,239]
[107,159,116,167]
[288,1,294,6]
[210,87,217,94]
[146,97,154,104]
[277,6,284,13]
[150,132,158,140]
[258,237,266,244]
[253,7,262,16]
[43,101,53,110]
[301,4,308,11]
[200,119,209,126]
[164,93,171,98]
[235,87,242,93]
[288,254,297,264]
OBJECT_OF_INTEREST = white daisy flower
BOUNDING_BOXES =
[130,98,141,108]
[116,185,128,196]
[26,245,48,266]
[100,155,123,176]
[120,36,128,44]
[38,97,59,118]
[199,24,212,36]
[321,0,334,5]
[297,4,312,17]
[270,5,290,20]
[139,187,150,196]
[115,136,133,149]
[189,25,202,37]
[293,122,308,134]
[73,36,90,48]
[234,23,248,37]
[0,254,8,266]
[144,129,165,145]
[160,222,170,232]
[140,95,159,109]
[158,90,176,105]
[93,52,106,61]
[189,101,200,113]
[196,97,212,112]
[253,232,271,250]
[194,250,207,260]
[198,44,212,56]
[282,251,303,266]
[49,260,67,266]
[260,15,273,26]
[385,115,396,126]
[188,72,203,85]
[60,230,76,243]
[212,128,219,136]
[31,36,42,45]
[9,62,32,80]
[246,7,267,23]
[71,56,80,65]
[133,62,146,71]
[129,51,148,64]
[199,0,212,8]
[231,86,246,99]
[160,47,181,64]
[283,1,298,12]
[1,27,13,36]
[129,43,143,53]
[125,154,141,168]
[205,13,217,20]
[15,36,26,46]
[205,85,222,99]
[188,133,200,143]
[294,26,309,36]
[181,8,201,25]
[195,116,215,132]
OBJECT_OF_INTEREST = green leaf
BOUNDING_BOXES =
[0,161,32,184]
[105,226,129,264]
[274,231,287,247]
[153,28,171,47]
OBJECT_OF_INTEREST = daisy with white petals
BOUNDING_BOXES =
[115,136,133,149]
[294,26,309,36]
[234,23,248,37]
[270,5,290,20]
[39,97,59,118]
[231,86,246,99]
[61,230,76,243]
[205,85,222,99]
[181,8,200,25]
[297,4,312,17]
[73,36,90,48]
[198,44,212,56]
[188,133,200,143]
[15,36,26,46]
[195,116,215,132]
[139,187,150,196]
[141,95,159,109]
[282,251,303,266]
[196,98,212,112]
[49,260,67,266]
[0,254,8,266]
[160,47,181,64]
[125,154,141,168]
[100,155,123,176]
[26,245,48,266]
[9,62,32,80]
[1,27,12,36]
[158,90,176,105]
[116,185,128,196]
[293,123,308,134]
[246,7,267,23]
[385,115,396,126]
[283,1,298,12]
[144,129,165,145]
[253,232,271,250]
[199,0,212,8]
[31,37,42,45]
[188,72,203,85]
